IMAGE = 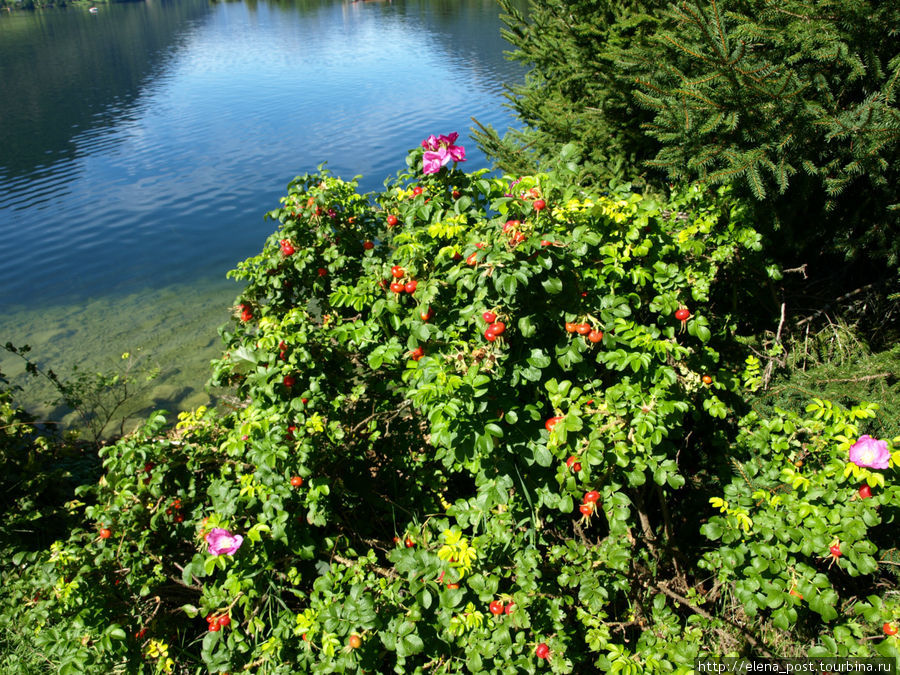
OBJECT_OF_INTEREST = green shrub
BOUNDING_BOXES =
[479,0,900,268]
[9,143,898,673]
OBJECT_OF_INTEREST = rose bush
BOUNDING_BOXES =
[4,140,898,673]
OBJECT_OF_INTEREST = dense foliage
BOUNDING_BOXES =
[2,145,898,673]
[476,0,900,267]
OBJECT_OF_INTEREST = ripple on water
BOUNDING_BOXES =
[0,0,526,432]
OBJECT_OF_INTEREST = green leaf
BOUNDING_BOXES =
[700,522,723,540]
[398,633,424,657]
[534,445,553,467]
[107,626,127,640]
[518,316,536,338]
[541,277,563,294]
[485,423,504,438]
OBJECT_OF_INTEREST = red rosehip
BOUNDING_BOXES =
[485,329,497,342]
[579,503,593,516]
[217,615,231,627]
[391,265,405,279]
[405,536,415,548]
[566,455,578,470]
[535,642,550,659]
[280,239,295,256]
[348,634,362,649]
[545,416,563,432]
[701,374,713,384]
[363,240,374,250]
[387,214,399,227]
[390,282,404,294]
[859,484,872,499]
[587,330,603,343]
[829,544,842,558]
[99,528,112,539]
[884,622,898,636]
[565,322,577,333]
[208,623,220,633]
[540,239,552,247]
[505,603,514,615]
[413,186,424,196]
[283,375,296,387]
[576,323,591,335]
[466,252,478,266]
[584,490,600,504]
[489,600,505,615]
[533,199,546,212]
[675,308,691,322]
[291,476,303,487]
[404,280,418,294]
[420,307,433,321]
[482,311,497,324]
[317,267,327,277]
[452,190,461,199]
[446,582,460,590]
[240,309,253,322]
[488,321,505,336]
[410,346,424,361]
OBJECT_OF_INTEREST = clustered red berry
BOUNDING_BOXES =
[387,267,419,296]
[565,321,603,344]
[206,613,231,632]
[579,490,600,519]
[165,497,185,523]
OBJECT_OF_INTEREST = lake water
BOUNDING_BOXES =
[0,0,524,429]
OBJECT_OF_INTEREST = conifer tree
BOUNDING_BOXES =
[481,0,899,265]
[473,0,668,184]
[632,0,899,263]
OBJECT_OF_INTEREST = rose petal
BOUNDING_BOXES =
[849,435,890,470]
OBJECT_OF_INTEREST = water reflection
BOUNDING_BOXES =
[0,0,525,424]
[0,0,213,182]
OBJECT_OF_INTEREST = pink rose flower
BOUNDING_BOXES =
[421,132,466,174]
[848,435,890,470]
[423,147,451,174]
[205,528,243,556]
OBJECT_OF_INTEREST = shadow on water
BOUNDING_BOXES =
[0,0,213,183]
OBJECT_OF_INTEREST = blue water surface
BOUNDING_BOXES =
[0,0,524,423]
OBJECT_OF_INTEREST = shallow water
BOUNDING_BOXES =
[0,0,524,431]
